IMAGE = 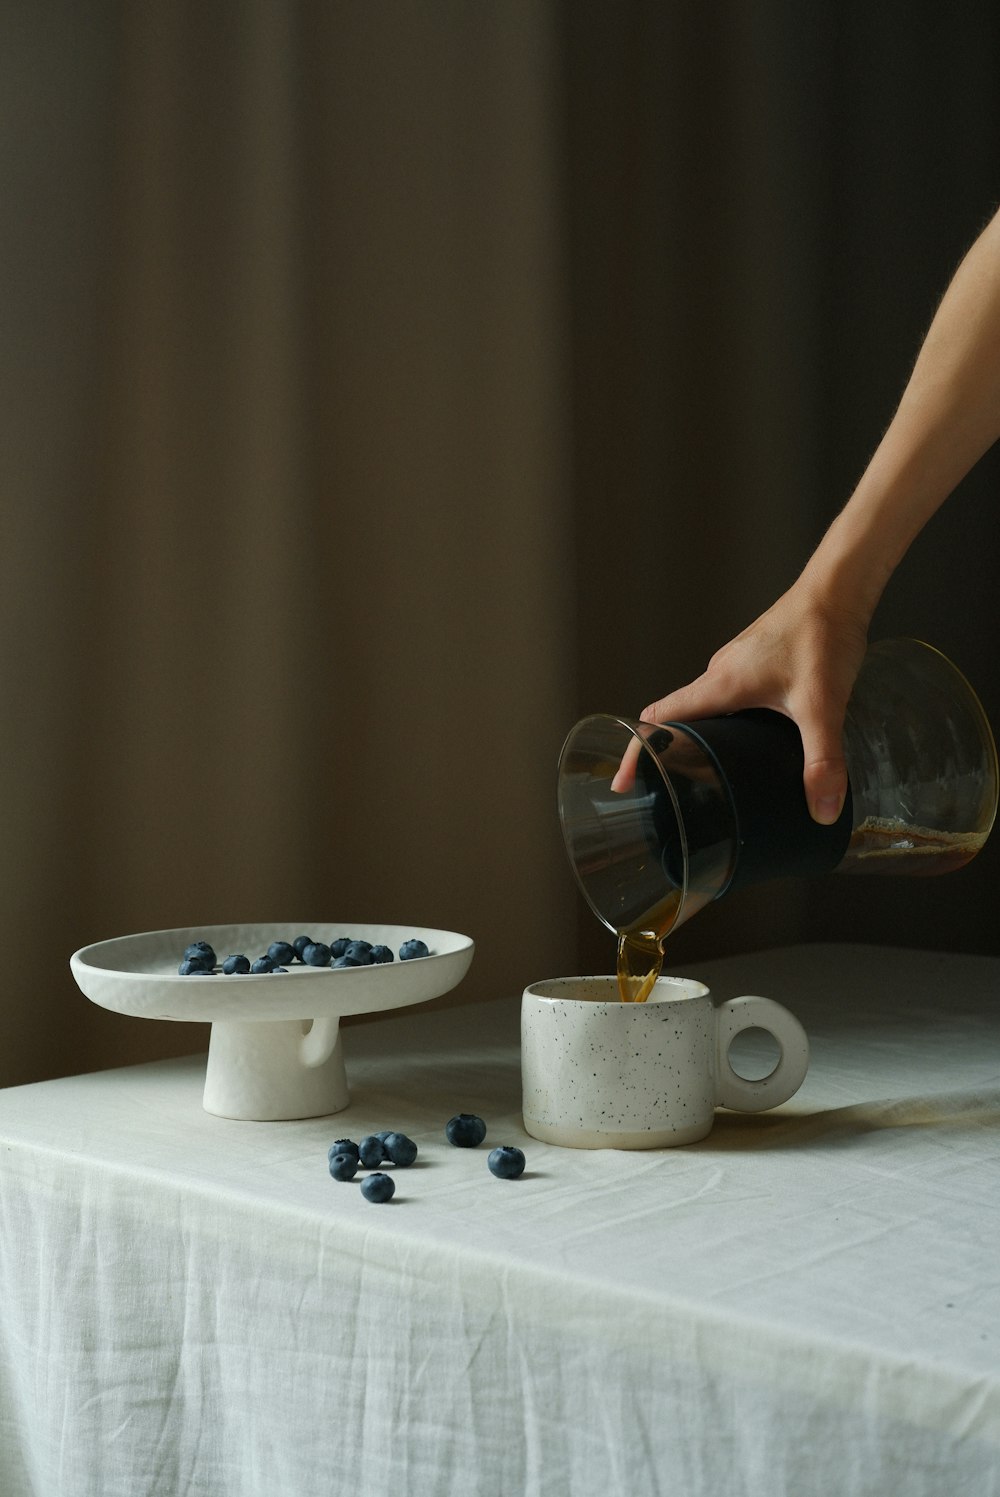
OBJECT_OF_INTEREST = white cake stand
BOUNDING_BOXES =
[70,921,474,1121]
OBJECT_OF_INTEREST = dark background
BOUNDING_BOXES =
[3,1,999,1087]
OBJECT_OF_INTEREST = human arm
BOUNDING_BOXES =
[639,206,1000,824]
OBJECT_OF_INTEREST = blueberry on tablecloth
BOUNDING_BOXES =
[382,1133,417,1167]
[329,1138,360,1163]
[488,1146,526,1180]
[328,1151,359,1182]
[446,1114,487,1148]
[361,1173,395,1203]
[358,1135,385,1168]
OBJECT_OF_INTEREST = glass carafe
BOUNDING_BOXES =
[557,638,998,950]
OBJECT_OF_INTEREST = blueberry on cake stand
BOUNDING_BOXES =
[70,921,474,1121]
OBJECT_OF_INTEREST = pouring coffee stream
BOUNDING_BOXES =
[616,928,666,1005]
[558,639,999,1001]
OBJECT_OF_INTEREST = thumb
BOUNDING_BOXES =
[796,709,849,826]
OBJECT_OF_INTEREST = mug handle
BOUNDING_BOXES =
[714,995,809,1112]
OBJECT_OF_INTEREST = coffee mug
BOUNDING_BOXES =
[521,975,809,1148]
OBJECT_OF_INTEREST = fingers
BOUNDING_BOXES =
[643,674,851,827]
[611,665,740,791]
[803,759,849,825]
[795,708,849,824]
[609,737,642,793]
[639,671,747,728]
[627,586,866,827]
[613,672,739,794]
[612,667,738,792]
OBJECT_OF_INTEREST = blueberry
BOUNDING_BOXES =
[179,956,213,975]
[344,941,373,965]
[184,941,216,967]
[446,1114,487,1148]
[375,1131,394,1145]
[222,953,251,975]
[399,939,430,961]
[360,1173,395,1203]
[331,955,362,968]
[358,1134,385,1168]
[272,966,289,973]
[267,941,295,966]
[302,941,332,967]
[329,937,352,960]
[292,935,314,961]
[328,1151,359,1181]
[369,944,394,964]
[250,955,275,974]
[329,1138,360,1163]
[382,1132,417,1167]
[487,1146,525,1180]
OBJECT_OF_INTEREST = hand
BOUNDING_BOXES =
[633,585,870,824]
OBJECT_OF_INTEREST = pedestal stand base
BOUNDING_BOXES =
[203,1018,349,1121]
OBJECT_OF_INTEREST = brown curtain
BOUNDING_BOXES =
[3,1,1000,1088]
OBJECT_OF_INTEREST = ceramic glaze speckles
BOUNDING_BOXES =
[521,975,809,1149]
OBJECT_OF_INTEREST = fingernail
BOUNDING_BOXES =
[813,795,842,825]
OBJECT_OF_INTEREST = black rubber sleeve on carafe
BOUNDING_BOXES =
[671,709,853,893]
[637,729,734,893]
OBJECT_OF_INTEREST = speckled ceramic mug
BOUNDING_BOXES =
[521,975,809,1148]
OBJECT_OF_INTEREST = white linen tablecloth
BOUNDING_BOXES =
[1,943,999,1497]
